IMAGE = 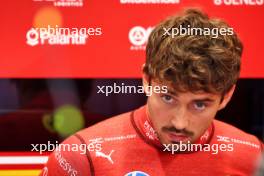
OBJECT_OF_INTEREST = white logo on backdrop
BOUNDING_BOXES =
[32,0,83,7]
[129,26,153,50]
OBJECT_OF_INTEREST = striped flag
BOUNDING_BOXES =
[0,152,49,176]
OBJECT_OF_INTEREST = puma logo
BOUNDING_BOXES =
[95,150,114,164]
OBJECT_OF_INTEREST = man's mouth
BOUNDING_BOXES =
[167,132,190,143]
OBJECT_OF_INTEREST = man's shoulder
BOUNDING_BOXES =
[213,119,263,150]
[212,119,263,173]
[214,120,257,138]
[39,110,138,176]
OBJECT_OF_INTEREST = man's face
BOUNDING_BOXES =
[144,78,234,145]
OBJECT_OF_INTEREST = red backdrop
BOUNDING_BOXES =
[0,0,263,78]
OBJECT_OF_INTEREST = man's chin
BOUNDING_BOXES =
[159,138,191,145]
[166,137,194,145]
[158,133,194,145]
[160,137,195,145]
[171,140,192,145]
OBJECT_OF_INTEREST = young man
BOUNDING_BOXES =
[40,9,263,176]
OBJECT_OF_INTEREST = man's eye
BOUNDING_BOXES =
[161,95,174,103]
[194,102,206,110]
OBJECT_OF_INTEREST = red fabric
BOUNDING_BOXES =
[40,105,263,176]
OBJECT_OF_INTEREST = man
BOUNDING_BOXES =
[40,9,263,176]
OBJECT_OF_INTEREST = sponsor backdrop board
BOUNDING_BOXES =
[0,0,263,78]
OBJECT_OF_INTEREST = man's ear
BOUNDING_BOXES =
[218,85,236,110]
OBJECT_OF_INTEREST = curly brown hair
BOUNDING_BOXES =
[144,8,243,95]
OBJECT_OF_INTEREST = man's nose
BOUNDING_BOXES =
[170,108,189,130]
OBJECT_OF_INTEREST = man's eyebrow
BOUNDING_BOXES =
[167,90,178,96]
[193,98,215,102]
[165,90,215,102]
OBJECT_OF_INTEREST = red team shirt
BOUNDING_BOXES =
[40,106,263,176]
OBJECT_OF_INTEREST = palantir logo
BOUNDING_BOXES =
[25,25,103,46]
[129,26,153,51]
[26,28,39,46]
[125,171,149,176]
